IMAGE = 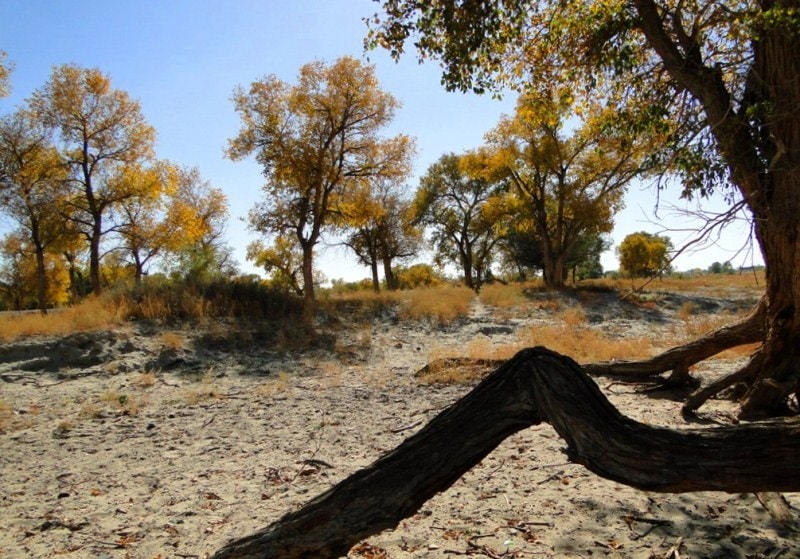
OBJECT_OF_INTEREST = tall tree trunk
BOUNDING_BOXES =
[212,347,800,559]
[634,0,800,417]
[370,259,380,293]
[461,249,474,289]
[89,215,102,295]
[64,252,79,304]
[542,250,565,289]
[34,244,48,314]
[300,243,316,324]
[382,256,397,291]
[133,250,144,286]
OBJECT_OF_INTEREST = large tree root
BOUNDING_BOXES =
[584,296,766,384]
[212,346,800,559]
[681,349,765,417]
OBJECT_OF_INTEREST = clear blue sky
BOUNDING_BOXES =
[0,0,762,281]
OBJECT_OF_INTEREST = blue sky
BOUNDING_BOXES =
[0,0,762,281]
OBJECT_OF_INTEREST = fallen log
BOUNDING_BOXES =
[212,346,800,559]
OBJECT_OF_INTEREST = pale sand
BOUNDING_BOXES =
[1,287,797,559]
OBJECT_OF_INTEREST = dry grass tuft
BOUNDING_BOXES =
[183,387,222,406]
[676,301,700,321]
[514,324,653,364]
[479,283,527,310]
[0,296,128,341]
[560,307,587,328]
[0,399,13,434]
[398,286,474,325]
[98,390,147,416]
[135,372,156,388]
[258,371,292,397]
[159,331,185,350]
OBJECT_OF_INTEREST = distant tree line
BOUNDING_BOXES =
[0,55,684,313]
[232,57,673,300]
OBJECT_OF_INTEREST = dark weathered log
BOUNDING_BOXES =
[583,295,766,380]
[212,346,800,559]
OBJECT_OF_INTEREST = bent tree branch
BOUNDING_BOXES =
[212,346,800,559]
[584,296,766,383]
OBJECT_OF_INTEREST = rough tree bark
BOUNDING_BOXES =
[212,347,800,559]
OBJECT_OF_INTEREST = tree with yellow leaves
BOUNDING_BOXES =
[114,161,182,284]
[367,0,800,419]
[163,167,232,284]
[414,152,507,291]
[618,231,673,278]
[470,92,654,288]
[0,50,11,99]
[246,236,305,296]
[0,232,70,311]
[0,108,69,311]
[29,64,156,295]
[341,178,421,292]
[228,56,413,305]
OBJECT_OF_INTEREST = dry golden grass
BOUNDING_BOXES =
[0,296,129,341]
[98,390,147,416]
[258,371,292,397]
[326,289,398,309]
[512,324,654,364]
[0,399,13,434]
[676,301,700,321]
[159,331,185,350]
[560,307,587,328]
[431,323,654,374]
[135,372,156,388]
[398,286,474,325]
[183,387,222,406]
[591,270,765,297]
[479,283,527,310]
[329,284,475,325]
[666,309,749,343]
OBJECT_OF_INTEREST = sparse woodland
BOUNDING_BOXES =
[3,1,800,557]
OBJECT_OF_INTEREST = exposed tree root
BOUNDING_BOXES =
[682,349,764,418]
[212,346,800,559]
[583,296,766,383]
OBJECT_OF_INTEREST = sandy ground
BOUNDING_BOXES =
[1,286,798,559]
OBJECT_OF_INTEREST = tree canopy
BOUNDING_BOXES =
[229,56,414,305]
[467,92,654,287]
[618,230,673,278]
[0,108,69,311]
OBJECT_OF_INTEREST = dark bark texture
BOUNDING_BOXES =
[212,347,800,559]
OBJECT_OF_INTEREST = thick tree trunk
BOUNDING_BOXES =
[738,6,800,418]
[212,347,800,559]
[631,0,800,418]
[382,257,397,291]
[301,245,315,304]
[461,248,474,289]
[133,252,144,286]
